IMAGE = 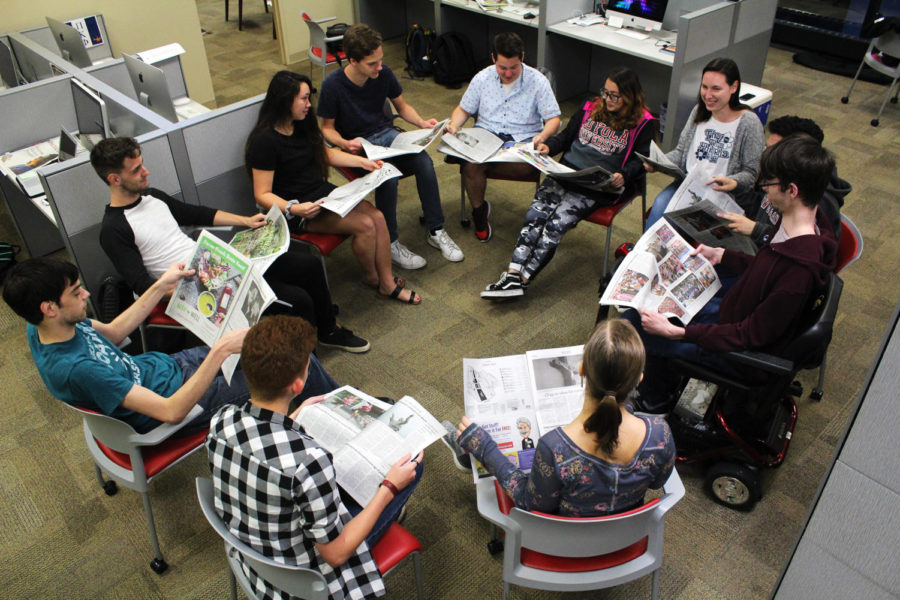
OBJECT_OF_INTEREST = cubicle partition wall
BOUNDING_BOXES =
[728,0,778,86]
[19,15,114,66]
[39,130,182,310]
[176,95,264,216]
[8,35,56,82]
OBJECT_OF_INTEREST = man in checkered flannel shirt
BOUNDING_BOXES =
[206,316,423,599]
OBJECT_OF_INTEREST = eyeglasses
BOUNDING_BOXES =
[758,180,781,188]
[599,89,622,102]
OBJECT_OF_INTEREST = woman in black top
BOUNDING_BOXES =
[246,71,421,305]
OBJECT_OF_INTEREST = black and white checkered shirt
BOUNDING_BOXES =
[207,403,385,600]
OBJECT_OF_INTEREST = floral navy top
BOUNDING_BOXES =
[458,415,675,516]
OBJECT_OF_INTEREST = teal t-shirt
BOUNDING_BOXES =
[28,320,183,433]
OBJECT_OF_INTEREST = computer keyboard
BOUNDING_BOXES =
[615,29,649,40]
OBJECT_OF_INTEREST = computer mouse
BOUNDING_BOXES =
[524,12,536,19]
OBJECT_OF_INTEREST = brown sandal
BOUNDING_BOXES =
[365,275,405,289]
[380,284,421,305]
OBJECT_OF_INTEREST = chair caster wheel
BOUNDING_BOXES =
[809,388,824,401]
[150,558,168,574]
[871,119,880,126]
[102,480,118,496]
[892,96,898,104]
[418,215,426,225]
[840,96,849,104]
[460,218,471,228]
[487,539,504,555]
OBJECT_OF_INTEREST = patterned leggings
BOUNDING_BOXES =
[512,178,616,281]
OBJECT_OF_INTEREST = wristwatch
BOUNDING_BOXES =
[283,199,299,219]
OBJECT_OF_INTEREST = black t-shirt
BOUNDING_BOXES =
[317,65,402,140]
[245,126,334,203]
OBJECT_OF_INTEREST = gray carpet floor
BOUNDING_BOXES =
[1,1,898,597]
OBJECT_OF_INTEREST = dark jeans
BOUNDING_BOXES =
[263,250,337,335]
[367,127,445,239]
[341,460,424,548]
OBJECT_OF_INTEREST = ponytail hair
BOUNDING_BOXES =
[581,319,645,455]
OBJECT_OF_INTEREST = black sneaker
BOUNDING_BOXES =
[472,200,492,242]
[319,326,371,353]
[440,420,472,473]
[481,271,525,299]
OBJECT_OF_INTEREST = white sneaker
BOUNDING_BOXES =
[390,240,426,270]
[427,228,464,262]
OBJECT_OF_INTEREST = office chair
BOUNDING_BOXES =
[585,177,648,278]
[841,29,900,126]
[196,477,425,600]
[475,469,684,600]
[302,12,346,83]
[225,0,275,38]
[63,403,208,574]
[809,215,862,400]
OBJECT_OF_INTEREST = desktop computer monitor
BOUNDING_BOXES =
[71,79,111,139]
[122,53,178,123]
[0,40,22,87]
[46,17,92,68]
[58,128,80,162]
[606,0,669,32]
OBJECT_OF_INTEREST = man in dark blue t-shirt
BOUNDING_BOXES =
[318,24,463,270]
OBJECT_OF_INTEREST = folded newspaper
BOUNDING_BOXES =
[359,119,448,160]
[600,219,721,324]
[635,140,685,180]
[513,147,623,193]
[165,204,289,381]
[296,386,446,505]
[319,163,403,217]
[463,345,585,478]
[665,167,745,216]
[664,199,757,254]
[438,127,533,164]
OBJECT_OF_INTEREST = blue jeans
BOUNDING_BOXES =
[645,180,679,230]
[173,349,337,430]
[624,299,738,412]
[366,127,445,240]
[341,460,424,548]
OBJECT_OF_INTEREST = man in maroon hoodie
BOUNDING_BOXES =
[630,135,837,412]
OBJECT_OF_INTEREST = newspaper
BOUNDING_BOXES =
[359,119,449,160]
[514,147,623,193]
[440,127,507,163]
[165,222,284,381]
[635,140,685,179]
[437,138,531,164]
[664,200,757,254]
[463,345,585,477]
[0,138,59,196]
[599,219,721,324]
[228,204,291,272]
[319,163,403,217]
[665,167,745,216]
[672,378,717,423]
[295,386,446,505]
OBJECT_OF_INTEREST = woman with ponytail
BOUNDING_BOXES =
[454,319,675,516]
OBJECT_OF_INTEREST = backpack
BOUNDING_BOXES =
[325,22,349,65]
[405,24,435,80]
[431,32,476,89]
[0,242,20,284]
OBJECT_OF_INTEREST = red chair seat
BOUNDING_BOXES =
[95,428,208,478]
[290,232,349,256]
[585,200,633,228]
[310,46,346,64]
[370,522,422,574]
[520,537,649,573]
[148,302,181,327]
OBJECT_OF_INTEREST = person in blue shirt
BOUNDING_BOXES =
[2,257,337,433]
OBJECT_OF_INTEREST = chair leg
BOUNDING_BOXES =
[238,0,243,31]
[651,568,660,600]
[810,348,827,401]
[141,491,168,574]
[874,78,900,123]
[412,551,425,600]
[602,225,613,278]
[842,58,866,102]
[225,0,229,22]
[503,581,511,600]
[229,569,238,600]
[459,170,469,227]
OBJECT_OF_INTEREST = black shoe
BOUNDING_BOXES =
[481,271,525,299]
[319,326,371,353]
[472,200,492,242]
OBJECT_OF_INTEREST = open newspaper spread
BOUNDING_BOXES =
[600,219,721,324]
[359,119,448,160]
[439,127,509,163]
[165,205,289,381]
[463,345,585,478]
[665,167,745,216]
[319,163,403,217]
[635,140,686,180]
[513,147,623,193]
[296,386,446,505]
[664,199,757,254]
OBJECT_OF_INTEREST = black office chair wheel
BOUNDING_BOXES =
[460,218,471,228]
[705,462,760,512]
[419,215,426,225]
[150,558,169,574]
[487,539,504,555]
[871,118,880,127]
[840,96,849,104]
[892,96,898,104]
[809,388,824,401]
[102,480,118,496]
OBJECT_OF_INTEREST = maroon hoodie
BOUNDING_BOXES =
[682,227,837,355]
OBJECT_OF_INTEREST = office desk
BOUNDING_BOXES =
[545,20,676,114]
[439,0,541,65]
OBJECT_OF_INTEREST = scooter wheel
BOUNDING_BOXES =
[705,462,760,511]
